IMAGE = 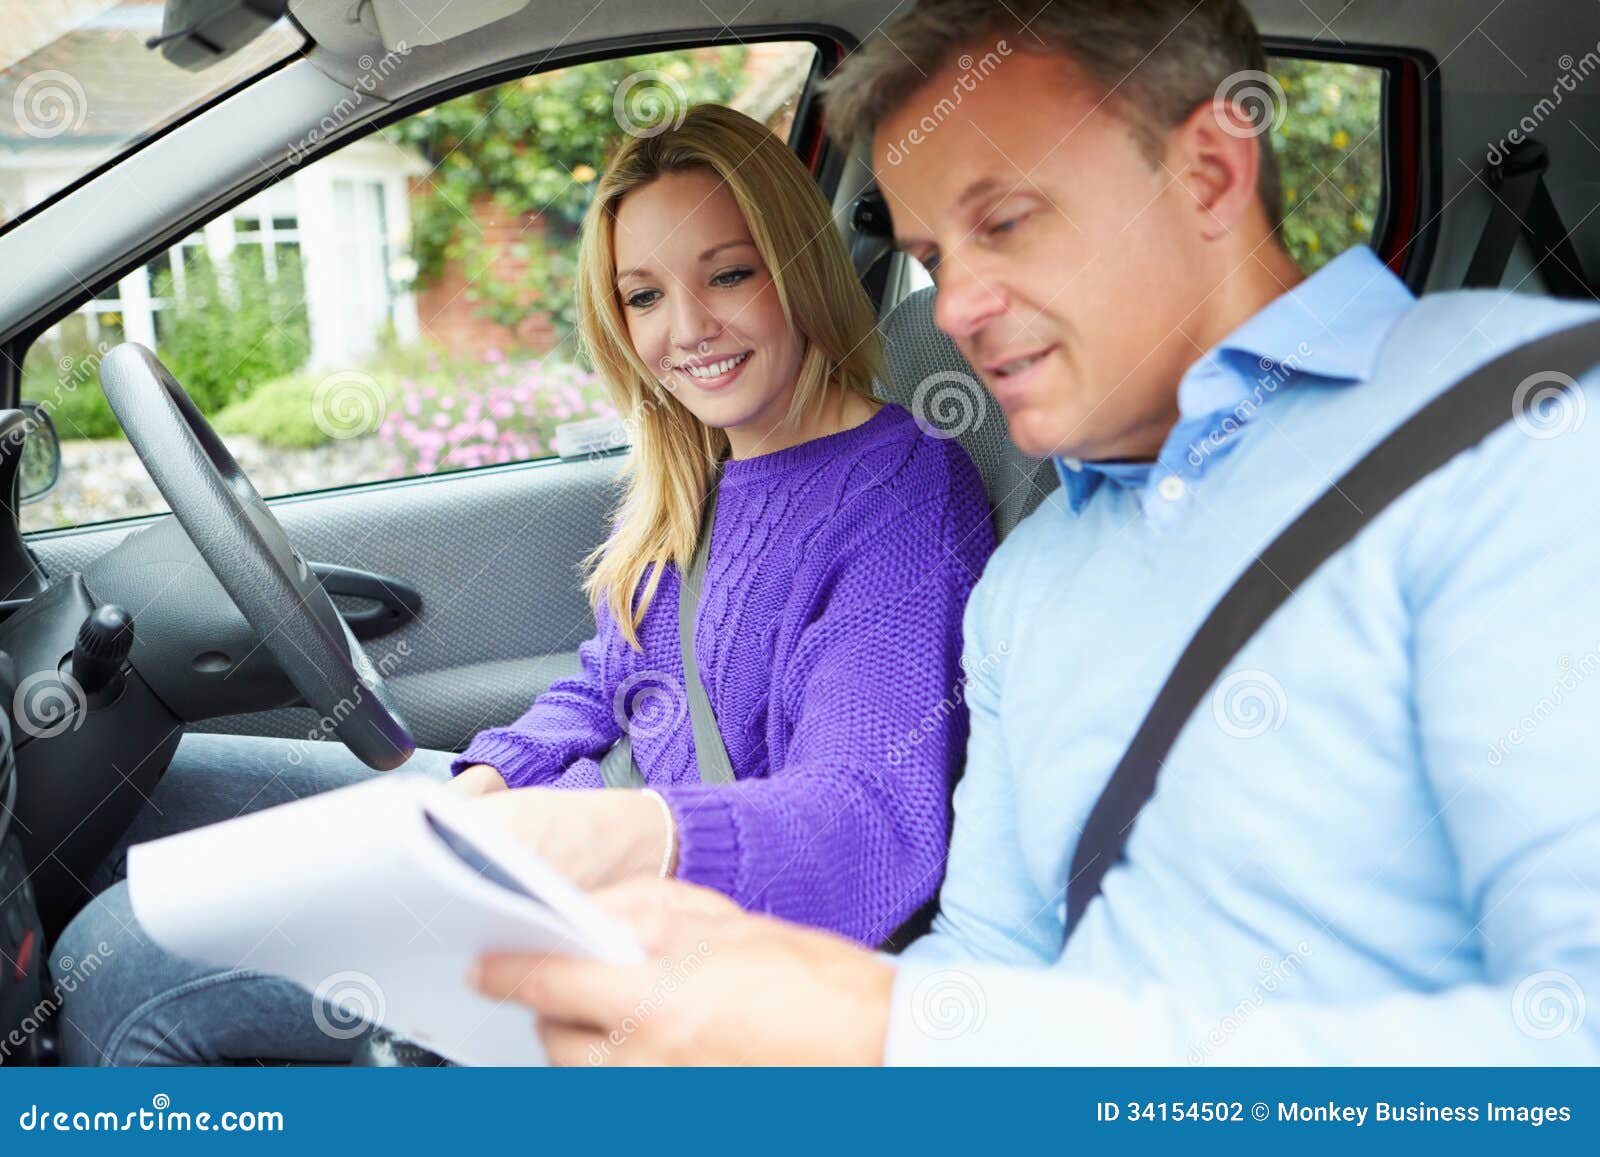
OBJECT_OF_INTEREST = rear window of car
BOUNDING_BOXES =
[1268,56,1385,273]
[0,1,303,235]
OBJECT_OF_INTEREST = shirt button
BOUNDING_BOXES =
[1157,474,1186,502]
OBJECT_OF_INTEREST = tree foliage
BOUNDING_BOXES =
[1269,58,1384,271]
[385,48,750,342]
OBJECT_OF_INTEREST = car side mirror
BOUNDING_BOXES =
[15,402,61,504]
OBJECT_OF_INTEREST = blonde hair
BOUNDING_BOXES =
[577,102,885,649]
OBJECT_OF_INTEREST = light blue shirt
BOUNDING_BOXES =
[887,247,1600,1064]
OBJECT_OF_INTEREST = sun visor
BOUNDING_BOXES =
[367,0,531,49]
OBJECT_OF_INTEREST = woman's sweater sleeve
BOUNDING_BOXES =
[655,511,994,944]
[449,603,625,788]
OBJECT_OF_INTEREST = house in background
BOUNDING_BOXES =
[1,3,816,374]
[7,134,426,370]
[0,2,427,371]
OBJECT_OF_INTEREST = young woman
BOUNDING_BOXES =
[53,103,995,1065]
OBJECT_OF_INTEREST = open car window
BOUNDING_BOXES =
[19,40,821,533]
[0,1,304,235]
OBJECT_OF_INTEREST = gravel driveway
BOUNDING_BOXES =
[23,434,401,534]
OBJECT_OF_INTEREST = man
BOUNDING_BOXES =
[473,0,1600,1063]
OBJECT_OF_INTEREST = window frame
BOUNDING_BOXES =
[6,28,849,535]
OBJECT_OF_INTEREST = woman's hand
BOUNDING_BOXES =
[449,763,509,796]
[463,788,674,891]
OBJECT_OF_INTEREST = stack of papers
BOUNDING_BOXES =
[128,773,642,1065]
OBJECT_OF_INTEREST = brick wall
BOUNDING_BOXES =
[412,43,817,359]
[411,192,564,357]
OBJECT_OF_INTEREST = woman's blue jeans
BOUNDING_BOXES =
[51,731,454,1066]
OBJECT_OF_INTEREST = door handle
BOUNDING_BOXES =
[310,561,423,640]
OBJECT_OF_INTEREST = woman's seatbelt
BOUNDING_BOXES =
[599,470,735,787]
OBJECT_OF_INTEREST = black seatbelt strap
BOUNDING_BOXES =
[1464,139,1593,298]
[1063,317,1600,943]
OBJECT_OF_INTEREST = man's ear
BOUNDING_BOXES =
[1167,97,1265,242]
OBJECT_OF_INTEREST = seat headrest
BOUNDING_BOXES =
[878,287,1059,539]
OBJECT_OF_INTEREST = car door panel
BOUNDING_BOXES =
[24,456,622,753]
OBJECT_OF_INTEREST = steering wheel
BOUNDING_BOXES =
[96,343,414,770]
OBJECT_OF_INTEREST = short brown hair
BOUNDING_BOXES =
[821,0,1284,233]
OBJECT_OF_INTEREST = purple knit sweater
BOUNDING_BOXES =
[450,403,996,943]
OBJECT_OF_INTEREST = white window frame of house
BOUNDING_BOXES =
[294,137,426,368]
[46,137,425,369]
[231,182,303,281]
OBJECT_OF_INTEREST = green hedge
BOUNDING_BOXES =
[151,248,311,413]
[25,248,312,441]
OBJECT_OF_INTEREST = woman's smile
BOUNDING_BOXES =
[675,348,754,390]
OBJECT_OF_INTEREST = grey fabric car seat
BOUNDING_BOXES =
[872,284,1060,953]
[877,285,1059,538]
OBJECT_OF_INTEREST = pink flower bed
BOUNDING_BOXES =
[377,351,618,476]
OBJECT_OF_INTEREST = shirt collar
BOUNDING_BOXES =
[1052,246,1416,514]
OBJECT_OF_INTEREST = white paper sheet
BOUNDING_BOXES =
[127,772,642,1066]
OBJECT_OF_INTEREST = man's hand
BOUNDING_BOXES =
[448,763,509,796]
[471,877,895,1065]
[462,788,671,890]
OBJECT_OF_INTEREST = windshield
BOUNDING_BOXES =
[0,1,303,234]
